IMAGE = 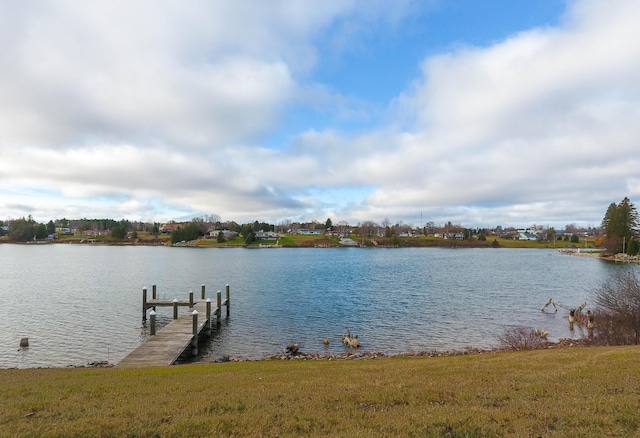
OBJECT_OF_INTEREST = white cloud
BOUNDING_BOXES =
[1,0,640,228]
[349,0,640,226]
[0,2,305,149]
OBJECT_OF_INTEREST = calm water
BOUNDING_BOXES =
[0,244,631,368]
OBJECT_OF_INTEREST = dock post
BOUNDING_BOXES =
[151,284,157,311]
[142,287,148,321]
[150,310,156,336]
[173,298,179,320]
[206,298,212,336]
[201,284,206,300]
[226,284,230,317]
[189,290,194,308]
[191,310,199,356]
[217,291,222,325]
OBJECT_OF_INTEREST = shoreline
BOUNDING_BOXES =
[565,249,640,263]
[196,337,598,364]
[1,239,603,251]
[2,338,598,371]
[1,338,597,370]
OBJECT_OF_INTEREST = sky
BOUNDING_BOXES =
[1,0,639,229]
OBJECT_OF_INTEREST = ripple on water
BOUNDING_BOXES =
[0,245,630,367]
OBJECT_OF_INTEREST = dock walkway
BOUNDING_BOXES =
[118,285,229,368]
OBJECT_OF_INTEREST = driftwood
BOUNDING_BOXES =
[341,329,360,348]
[541,298,589,325]
[534,328,549,339]
[286,343,299,354]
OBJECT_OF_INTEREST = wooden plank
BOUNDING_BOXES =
[146,299,191,307]
[118,300,218,368]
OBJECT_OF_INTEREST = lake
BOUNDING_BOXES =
[0,244,630,368]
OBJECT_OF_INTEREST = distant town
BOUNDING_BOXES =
[0,214,603,250]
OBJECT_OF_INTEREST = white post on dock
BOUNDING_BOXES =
[173,298,179,320]
[191,310,199,356]
[150,310,156,336]
[216,291,222,325]
[226,284,230,317]
[206,298,212,336]
[151,284,157,311]
[201,284,206,300]
[142,287,148,321]
[189,290,194,308]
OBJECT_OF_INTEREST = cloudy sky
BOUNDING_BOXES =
[1,0,639,229]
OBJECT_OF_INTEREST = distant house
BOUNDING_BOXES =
[255,230,278,240]
[298,229,322,235]
[517,229,538,241]
[209,230,238,240]
[161,223,182,233]
[85,230,110,237]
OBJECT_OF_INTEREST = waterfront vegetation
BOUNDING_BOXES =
[1,346,638,437]
[2,228,601,250]
[2,196,637,255]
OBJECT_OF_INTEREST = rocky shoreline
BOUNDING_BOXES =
[207,337,599,363]
[5,338,599,370]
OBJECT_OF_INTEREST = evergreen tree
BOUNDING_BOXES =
[152,223,159,239]
[602,197,639,254]
[244,231,256,244]
[9,217,37,241]
[35,223,48,239]
[111,225,127,239]
[170,223,203,243]
[325,218,333,230]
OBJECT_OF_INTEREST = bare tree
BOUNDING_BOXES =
[337,221,350,236]
[592,268,640,345]
[205,214,221,224]
[359,221,378,238]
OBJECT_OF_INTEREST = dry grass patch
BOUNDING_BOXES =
[1,346,639,437]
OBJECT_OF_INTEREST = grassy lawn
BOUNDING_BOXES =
[1,346,638,437]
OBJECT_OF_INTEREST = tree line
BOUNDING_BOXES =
[2,198,638,248]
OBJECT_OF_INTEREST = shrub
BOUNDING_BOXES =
[171,223,203,244]
[497,326,547,350]
[592,268,640,345]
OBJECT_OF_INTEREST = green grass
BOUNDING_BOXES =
[1,346,638,437]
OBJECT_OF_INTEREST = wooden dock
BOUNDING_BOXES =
[117,285,229,368]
